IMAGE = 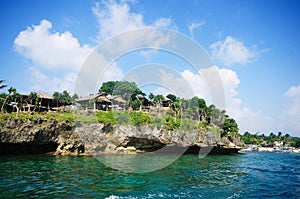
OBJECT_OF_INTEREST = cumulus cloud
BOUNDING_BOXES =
[282,85,300,134]
[92,1,144,40]
[153,18,173,28]
[14,19,92,71]
[174,66,279,134]
[188,21,206,39]
[210,36,258,66]
[14,1,176,93]
[29,67,77,93]
[92,0,173,41]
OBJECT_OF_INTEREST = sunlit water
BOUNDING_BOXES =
[0,152,299,198]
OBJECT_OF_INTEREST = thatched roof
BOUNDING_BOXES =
[76,94,111,103]
[37,92,54,99]
[76,94,100,102]
[98,96,111,103]
[22,92,54,100]
[111,95,126,103]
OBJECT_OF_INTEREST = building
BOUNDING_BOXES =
[22,92,63,112]
[76,93,111,111]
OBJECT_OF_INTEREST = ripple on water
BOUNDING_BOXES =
[0,153,299,198]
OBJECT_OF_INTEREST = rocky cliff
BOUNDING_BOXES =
[0,117,245,155]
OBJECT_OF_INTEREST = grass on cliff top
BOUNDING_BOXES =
[0,110,209,131]
[0,112,75,123]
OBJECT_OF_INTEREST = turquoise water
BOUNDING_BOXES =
[0,152,299,198]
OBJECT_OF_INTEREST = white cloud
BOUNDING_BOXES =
[14,1,176,94]
[92,1,144,40]
[176,66,280,134]
[92,0,173,41]
[153,18,173,28]
[29,67,77,93]
[188,21,206,39]
[13,19,94,93]
[210,36,258,66]
[181,69,211,101]
[14,19,92,71]
[282,85,300,134]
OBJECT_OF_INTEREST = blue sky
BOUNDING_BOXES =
[0,0,300,136]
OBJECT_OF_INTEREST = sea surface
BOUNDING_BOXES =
[0,152,299,198]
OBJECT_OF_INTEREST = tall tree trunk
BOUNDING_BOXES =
[38,98,42,112]
[1,95,10,113]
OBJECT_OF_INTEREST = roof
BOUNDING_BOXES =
[76,94,111,103]
[77,94,101,102]
[111,95,126,103]
[22,92,54,100]
[98,96,111,103]
[37,92,54,99]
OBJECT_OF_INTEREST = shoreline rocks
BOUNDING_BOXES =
[0,118,245,155]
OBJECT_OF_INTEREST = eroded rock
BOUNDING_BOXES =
[0,117,245,155]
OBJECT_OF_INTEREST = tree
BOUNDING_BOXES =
[284,133,291,144]
[166,94,177,102]
[131,99,142,111]
[0,80,7,90]
[72,93,79,103]
[243,131,251,138]
[99,81,117,95]
[148,93,155,100]
[1,87,17,112]
[277,132,282,140]
[61,90,72,111]
[100,81,143,102]
[290,138,300,147]
[27,92,39,112]
[53,91,61,108]
[153,94,165,106]
[198,98,206,109]
[222,118,239,138]
[52,91,72,111]
[113,81,141,100]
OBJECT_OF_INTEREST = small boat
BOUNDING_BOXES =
[292,148,300,153]
[273,147,281,152]
[280,147,293,153]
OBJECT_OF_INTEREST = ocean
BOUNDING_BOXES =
[0,152,299,198]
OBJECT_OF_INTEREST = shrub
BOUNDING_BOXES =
[129,111,151,126]
[150,117,163,129]
[164,115,180,130]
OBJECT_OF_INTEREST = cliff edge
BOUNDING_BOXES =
[0,117,245,155]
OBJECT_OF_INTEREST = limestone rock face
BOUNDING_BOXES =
[0,118,245,155]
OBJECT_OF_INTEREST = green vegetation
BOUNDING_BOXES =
[0,79,267,142]
[0,112,75,123]
[0,80,7,90]
[2,80,299,146]
[241,131,299,147]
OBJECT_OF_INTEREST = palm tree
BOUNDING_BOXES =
[27,92,38,112]
[277,131,282,138]
[53,91,72,111]
[0,80,7,90]
[53,92,61,109]
[284,133,291,144]
[61,90,72,111]
[1,87,16,112]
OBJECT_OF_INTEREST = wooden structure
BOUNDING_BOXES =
[76,94,111,111]
[135,94,152,111]
[106,95,126,110]
[22,92,62,112]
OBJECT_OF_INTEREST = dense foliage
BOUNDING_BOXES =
[2,79,298,142]
[241,131,299,147]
